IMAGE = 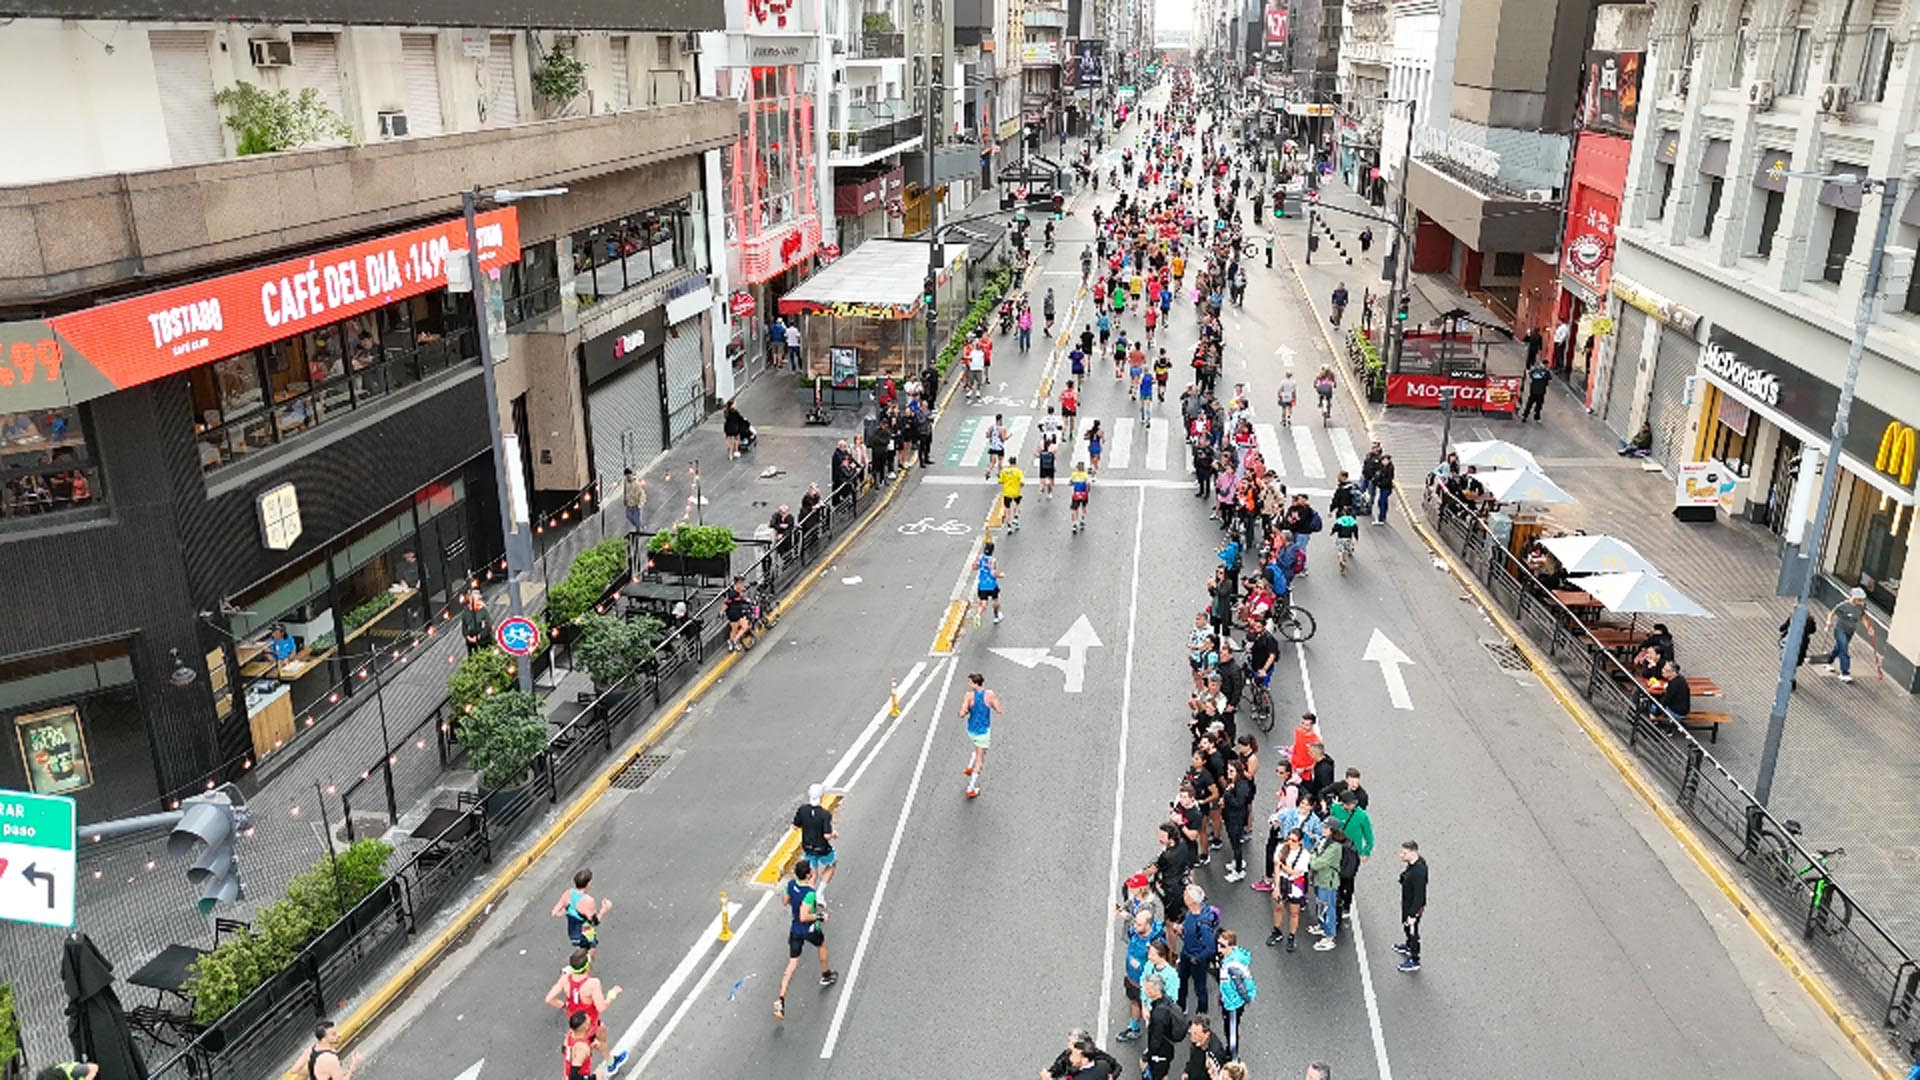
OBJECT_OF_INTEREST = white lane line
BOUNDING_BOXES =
[1003,415,1033,463]
[819,657,965,1058]
[1145,419,1169,472]
[843,657,949,793]
[1108,418,1135,470]
[631,891,775,1076]
[1295,642,1316,713]
[1097,485,1148,1047]
[1330,428,1363,480]
[821,661,928,790]
[1253,424,1283,478]
[958,418,992,469]
[1292,425,1326,479]
[613,902,745,1056]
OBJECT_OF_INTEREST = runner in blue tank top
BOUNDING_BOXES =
[973,541,1003,627]
[958,672,1005,798]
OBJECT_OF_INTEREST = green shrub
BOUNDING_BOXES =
[457,690,548,790]
[645,524,737,559]
[0,981,18,1067]
[342,593,397,634]
[546,538,631,629]
[936,265,1014,375]
[447,646,516,717]
[574,613,664,688]
[184,839,393,1023]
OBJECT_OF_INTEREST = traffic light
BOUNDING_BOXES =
[1395,294,1410,323]
[169,790,249,915]
[922,273,938,309]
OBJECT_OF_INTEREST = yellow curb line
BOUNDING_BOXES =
[1279,245,1901,1080]
[327,445,918,1061]
[751,792,845,886]
[932,600,968,655]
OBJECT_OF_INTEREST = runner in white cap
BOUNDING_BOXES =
[792,783,839,893]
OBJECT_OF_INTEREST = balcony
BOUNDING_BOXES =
[851,31,907,59]
[1024,4,1068,28]
[829,102,927,165]
[0,98,740,305]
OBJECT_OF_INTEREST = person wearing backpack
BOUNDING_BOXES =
[1214,930,1257,1060]
[1141,973,1187,1080]
[1176,883,1221,1014]
[1280,494,1318,553]
[1307,826,1347,951]
[1330,789,1374,923]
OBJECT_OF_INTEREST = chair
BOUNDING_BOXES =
[128,1004,179,1047]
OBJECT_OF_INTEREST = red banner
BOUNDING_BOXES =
[1,210,520,412]
[1386,372,1522,414]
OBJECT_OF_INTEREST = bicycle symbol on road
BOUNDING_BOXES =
[897,517,974,537]
[972,395,1028,409]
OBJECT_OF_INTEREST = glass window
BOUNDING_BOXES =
[0,406,101,519]
[1860,26,1894,102]
[1824,207,1859,284]
[506,239,560,327]
[1833,473,1908,615]
[1754,188,1785,257]
[1697,177,1724,238]
[1786,26,1814,95]
[1651,164,1674,220]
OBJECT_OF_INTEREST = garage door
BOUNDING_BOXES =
[662,323,708,443]
[1601,305,1648,440]
[291,33,348,125]
[149,31,225,165]
[1647,325,1698,469]
[401,35,444,136]
[588,355,666,490]
[486,35,521,125]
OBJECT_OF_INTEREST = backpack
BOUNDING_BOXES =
[1290,547,1308,576]
[1339,840,1360,879]
[1306,509,1324,534]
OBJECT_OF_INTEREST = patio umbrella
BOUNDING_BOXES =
[63,932,151,1080]
[1538,534,1660,576]
[1454,439,1540,471]
[1477,467,1576,506]
[1579,572,1713,618]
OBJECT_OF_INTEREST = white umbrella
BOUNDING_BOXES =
[1454,439,1539,471]
[1477,467,1576,505]
[1539,534,1660,576]
[1579,572,1713,618]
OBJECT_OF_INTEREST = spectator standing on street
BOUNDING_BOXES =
[1822,587,1878,682]
[1330,790,1372,922]
[1177,884,1220,1014]
[1307,824,1346,951]
[1396,840,1427,972]
[1330,282,1349,328]
[1141,974,1185,1080]
[622,467,645,533]
[1371,454,1397,525]
[1182,1016,1227,1079]
[1215,930,1257,1059]
[1552,319,1571,368]
[1358,227,1373,253]
[1521,357,1551,423]
[785,321,803,371]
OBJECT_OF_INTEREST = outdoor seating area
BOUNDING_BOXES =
[121,917,247,1049]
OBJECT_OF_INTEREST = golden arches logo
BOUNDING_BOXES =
[1877,422,1916,486]
[1643,592,1671,609]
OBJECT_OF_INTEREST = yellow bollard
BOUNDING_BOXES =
[890,679,901,717]
[718,891,733,942]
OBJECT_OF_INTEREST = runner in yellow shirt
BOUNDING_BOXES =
[999,461,1026,532]
[1172,254,1187,282]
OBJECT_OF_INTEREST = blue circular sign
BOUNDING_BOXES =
[495,615,541,657]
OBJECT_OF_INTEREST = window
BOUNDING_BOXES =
[1859,26,1894,102]
[1832,473,1908,614]
[569,198,700,310]
[1698,177,1725,238]
[657,35,675,66]
[1729,14,1752,87]
[0,406,101,519]
[1786,26,1814,95]
[1824,206,1860,283]
[1754,188,1785,257]
[505,239,561,327]
[1652,163,1675,220]
[1492,252,1526,277]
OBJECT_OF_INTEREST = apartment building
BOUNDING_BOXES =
[0,5,735,820]
[1605,0,1920,686]
[1336,0,1393,202]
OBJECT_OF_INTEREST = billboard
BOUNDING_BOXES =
[1581,51,1643,137]
[1021,41,1060,64]
[1070,38,1105,87]
[1264,1,1289,45]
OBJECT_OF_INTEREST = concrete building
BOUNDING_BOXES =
[1023,0,1071,151]
[0,4,734,819]
[1336,0,1392,203]
[1603,0,1920,686]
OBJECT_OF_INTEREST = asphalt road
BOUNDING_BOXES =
[355,79,1875,1080]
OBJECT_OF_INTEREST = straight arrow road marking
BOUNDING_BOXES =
[450,1060,484,1080]
[1364,628,1415,710]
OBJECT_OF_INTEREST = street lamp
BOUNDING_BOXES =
[455,184,569,694]
[1757,171,1901,806]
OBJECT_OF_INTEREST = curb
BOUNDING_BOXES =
[1278,244,1902,1080]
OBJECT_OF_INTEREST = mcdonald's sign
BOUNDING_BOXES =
[1877,421,1917,486]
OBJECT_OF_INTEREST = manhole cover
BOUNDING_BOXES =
[611,753,671,790]
[1480,639,1531,672]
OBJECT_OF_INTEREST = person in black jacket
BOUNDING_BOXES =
[1397,840,1428,972]
[1371,454,1397,524]
[1141,975,1186,1080]
[722,399,751,458]
[1041,1029,1121,1080]
[1304,740,1337,801]
[1181,1016,1228,1080]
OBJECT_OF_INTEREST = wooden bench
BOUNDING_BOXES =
[1676,710,1732,743]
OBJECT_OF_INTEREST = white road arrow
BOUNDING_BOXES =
[945,491,959,509]
[990,613,1103,692]
[1363,628,1415,710]
[450,1061,484,1080]
[1275,344,1297,364]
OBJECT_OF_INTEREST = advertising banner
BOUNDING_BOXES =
[1562,181,1620,296]
[1385,372,1521,414]
[1264,2,1289,45]
[1020,41,1059,64]
[1675,461,1736,511]
[0,209,521,413]
[1071,39,1105,87]
[1581,51,1643,138]
[1062,37,1080,87]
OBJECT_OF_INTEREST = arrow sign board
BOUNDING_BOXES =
[0,789,76,927]
[1363,628,1415,711]
[990,614,1102,692]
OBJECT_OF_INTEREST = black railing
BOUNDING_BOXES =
[1422,484,1920,1053]
[140,474,889,1080]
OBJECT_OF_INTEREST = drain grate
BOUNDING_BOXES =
[1480,639,1531,672]
[611,753,671,789]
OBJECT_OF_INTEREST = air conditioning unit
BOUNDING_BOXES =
[248,38,293,67]
[1818,82,1853,115]
[1746,78,1775,109]
[1523,189,1553,202]
[1663,67,1690,99]
[377,110,410,138]
[832,36,846,53]
[680,32,702,54]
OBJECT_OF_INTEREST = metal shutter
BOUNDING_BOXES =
[1873,0,1903,24]
[1647,325,1699,469]
[663,321,708,442]
[487,35,521,124]
[290,33,348,123]
[401,34,444,136]
[589,357,667,485]
[1601,306,1648,439]
[148,31,225,165]
[610,37,631,109]
[650,71,685,106]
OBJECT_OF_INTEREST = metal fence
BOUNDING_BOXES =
[140,474,887,1079]
[1421,485,1920,1055]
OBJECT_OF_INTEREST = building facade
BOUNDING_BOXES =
[0,8,734,821]
[1336,0,1392,203]
[1604,0,1920,686]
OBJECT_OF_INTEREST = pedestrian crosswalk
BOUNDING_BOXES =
[944,412,1365,486]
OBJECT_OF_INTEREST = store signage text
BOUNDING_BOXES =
[612,328,647,358]
[1699,341,1780,407]
[1386,373,1520,414]
[785,300,913,319]
[1610,277,1701,336]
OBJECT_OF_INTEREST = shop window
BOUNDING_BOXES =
[569,198,700,311]
[1832,473,1907,615]
[0,641,152,815]
[0,406,102,520]
[1823,206,1859,284]
[1753,188,1785,258]
[1651,163,1675,220]
[505,239,561,328]
[1707,392,1753,476]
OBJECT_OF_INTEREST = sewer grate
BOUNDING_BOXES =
[1480,639,1531,673]
[610,753,671,790]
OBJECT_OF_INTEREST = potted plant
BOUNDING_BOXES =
[212,83,353,154]
[546,538,632,638]
[447,646,517,718]
[456,690,548,792]
[646,524,737,580]
[574,613,664,692]
[862,11,895,33]
[531,42,589,117]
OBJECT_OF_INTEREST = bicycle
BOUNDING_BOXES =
[1248,674,1275,733]
[897,517,973,536]
[739,581,779,650]
[1772,819,1854,936]
[1273,594,1316,643]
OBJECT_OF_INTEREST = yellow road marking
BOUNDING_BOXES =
[932,599,968,655]
[752,792,845,885]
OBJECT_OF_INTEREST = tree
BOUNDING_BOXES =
[213,83,354,155]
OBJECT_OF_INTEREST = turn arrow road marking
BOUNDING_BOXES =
[989,614,1103,692]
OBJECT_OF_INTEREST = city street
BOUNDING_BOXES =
[350,82,1872,1080]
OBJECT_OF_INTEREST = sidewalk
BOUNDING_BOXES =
[1281,199,1920,953]
[0,358,883,1063]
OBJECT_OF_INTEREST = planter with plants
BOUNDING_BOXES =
[447,646,518,720]
[545,538,632,638]
[457,691,547,802]
[1349,327,1387,403]
[936,265,1014,374]
[531,43,588,117]
[213,83,354,155]
[861,12,895,32]
[573,613,665,692]
[646,525,737,580]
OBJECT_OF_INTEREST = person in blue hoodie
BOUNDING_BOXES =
[1115,907,1164,1042]
[1215,929,1257,1060]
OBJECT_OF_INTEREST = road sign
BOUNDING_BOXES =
[495,615,541,658]
[0,789,76,928]
[989,614,1103,692]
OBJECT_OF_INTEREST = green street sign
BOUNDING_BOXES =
[0,789,76,928]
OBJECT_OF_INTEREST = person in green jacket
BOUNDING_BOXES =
[1331,789,1374,923]
[1307,826,1346,952]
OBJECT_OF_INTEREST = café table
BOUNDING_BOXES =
[1635,674,1723,698]
[409,806,478,845]
[128,943,208,1004]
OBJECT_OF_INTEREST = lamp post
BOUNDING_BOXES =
[457,185,567,695]
[1756,173,1900,807]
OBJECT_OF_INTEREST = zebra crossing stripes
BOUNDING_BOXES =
[1330,428,1363,480]
[1146,419,1170,472]
[1253,424,1283,477]
[1107,418,1136,469]
[1291,425,1325,478]
[957,416,991,470]
[1002,415,1032,464]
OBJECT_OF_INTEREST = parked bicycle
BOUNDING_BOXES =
[1770,819,1853,936]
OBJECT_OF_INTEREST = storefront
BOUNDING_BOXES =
[1557,130,1630,406]
[777,240,967,379]
[583,306,670,482]
[1598,273,1704,468]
